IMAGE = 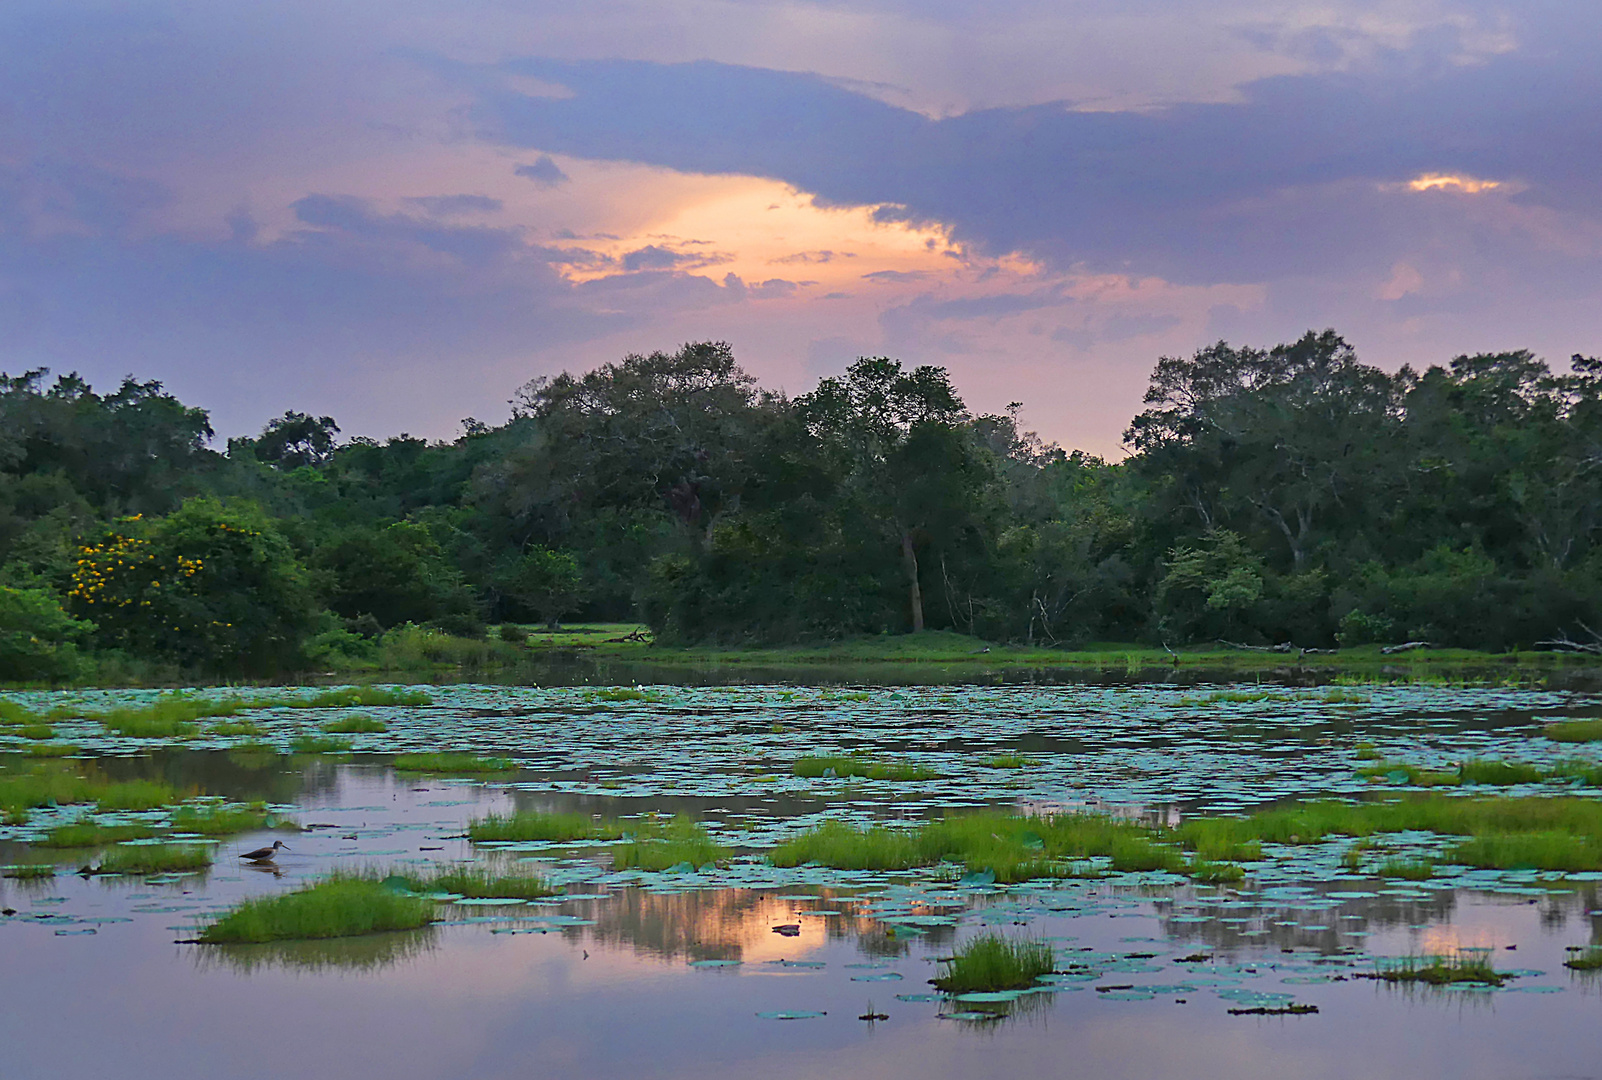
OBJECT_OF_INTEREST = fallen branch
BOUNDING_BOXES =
[1217,640,1294,653]
[1536,622,1602,655]
[1380,642,1434,655]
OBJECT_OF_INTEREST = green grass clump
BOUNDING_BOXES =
[2,862,56,879]
[321,714,387,734]
[203,720,264,737]
[297,687,431,709]
[983,754,1038,769]
[1177,796,1602,871]
[37,821,162,848]
[92,844,212,875]
[793,755,940,782]
[25,743,80,758]
[769,819,922,870]
[95,779,180,812]
[1188,860,1246,883]
[400,866,555,899]
[289,734,353,754]
[9,724,56,740]
[170,802,289,836]
[0,764,96,820]
[583,687,664,703]
[466,811,624,843]
[1564,946,1602,971]
[1550,760,1602,786]
[932,934,1055,993]
[1457,760,1546,786]
[198,873,436,943]
[770,811,1185,882]
[1449,831,1602,872]
[1544,719,1602,743]
[1377,858,1436,880]
[392,752,512,773]
[1354,742,1383,761]
[611,818,730,871]
[1358,761,1460,786]
[1369,953,1505,986]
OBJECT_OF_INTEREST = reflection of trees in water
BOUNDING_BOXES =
[93,749,338,805]
[1158,891,1459,954]
[192,927,438,974]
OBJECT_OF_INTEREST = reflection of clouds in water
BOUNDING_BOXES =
[192,926,439,975]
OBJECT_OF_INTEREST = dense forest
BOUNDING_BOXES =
[2,331,1600,680]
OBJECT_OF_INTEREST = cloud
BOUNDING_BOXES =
[405,194,505,216]
[620,243,729,271]
[514,154,571,188]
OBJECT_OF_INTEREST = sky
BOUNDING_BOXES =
[1,0,1599,456]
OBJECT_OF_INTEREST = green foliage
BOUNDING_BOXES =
[313,522,476,630]
[792,755,940,781]
[1377,858,1436,880]
[169,801,287,836]
[1544,719,1602,743]
[768,820,922,870]
[289,734,352,754]
[198,873,436,942]
[466,811,624,844]
[37,821,162,848]
[95,779,181,811]
[1564,946,1602,971]
[391,752,511,773]
[0,586,90,682]
[503,547,585,629]
[1368,953,1505,986]
[932,935,1055,993]
[91,844,212,875]
[610,818,730,871]
[67,498,319,673]
[321,714,387,734]
[399,866,555,899]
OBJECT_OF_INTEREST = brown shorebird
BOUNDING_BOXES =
[240,840,289,863]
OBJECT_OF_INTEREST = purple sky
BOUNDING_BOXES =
[2,0,1598,455]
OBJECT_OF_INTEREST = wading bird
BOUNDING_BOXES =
[240,840,289,863]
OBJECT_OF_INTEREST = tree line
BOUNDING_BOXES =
[2,331,1599,679]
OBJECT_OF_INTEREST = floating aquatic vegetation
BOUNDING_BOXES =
[931,934,1054,993]
[769,820,921,871]
[1457,760,1547,786]
[1376,858,1436,880]
[583,688,665,704]
[1449,831,1602,873]
[1357,762,1459,786]
[2,862,56,879]
[23,743,80,758]
[92,844,212,876]
[1543,720,1602,743]
[467,811,625,843]
[793,755,940,782]
[982,755,1039,769]
[392,752,512,773]
[95,779,182,812]
[321,714,387,734]
[197,872,437,943]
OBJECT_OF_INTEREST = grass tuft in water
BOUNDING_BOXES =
[321,714,387,734]
[1367,952,1505,986]
[982,754,1039,769]
[2,862,56,879]
[611,818,731,871]
[393,752,512,773]
[289,734,353,754]
[1457,760,1546,786]
[1187,859,1246,883]
[467,811,625,843]
[1449,831,1602,872]
[170,801,291,836]
[203,720,263,737]
[769,820,921,870]
[1376,858,1436,880]
[92,844,212,875]
[1563,946,1602,971]
[583,687,665,704]
[793,755,940,782]
[38,821,162,848]
[25,743,80,757]
[932,934,1055,993]
[1543,719,1602,743]
[198,873,436,942]
[399,866,555,899]
[95,779,181,812]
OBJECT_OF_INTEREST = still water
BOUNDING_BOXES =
[2,682,1600,1080]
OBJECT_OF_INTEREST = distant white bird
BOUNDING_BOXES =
[240,840,289,862]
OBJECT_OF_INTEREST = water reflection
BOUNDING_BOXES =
[194,927,440,974]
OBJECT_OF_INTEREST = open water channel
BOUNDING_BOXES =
[3,680,1601,1079]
